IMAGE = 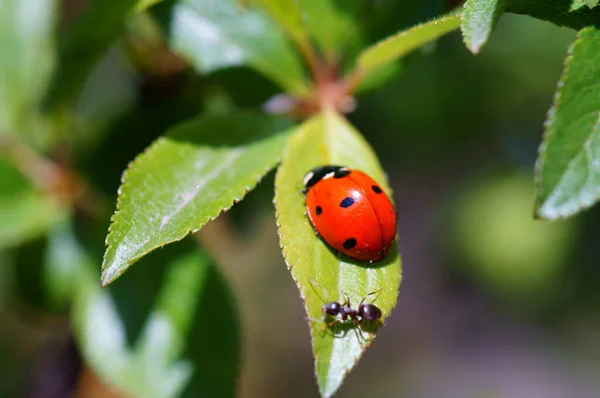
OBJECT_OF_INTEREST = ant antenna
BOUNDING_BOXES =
[358,288,383,307]
[308,277,329,302]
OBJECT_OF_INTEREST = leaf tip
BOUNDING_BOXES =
[100,264,120,288]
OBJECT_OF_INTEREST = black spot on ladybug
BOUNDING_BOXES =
[372,185,383,194]
[343,238,357,250]
[316,206,322,215]
[340,197,354,208]
[333,168,351,179]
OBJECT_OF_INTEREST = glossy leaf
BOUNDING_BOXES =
[0,159,67,250]
[296,0,354,56]
[168,0,310,96]
[102,112,292,286]
[0,0,55,135]
[356,9,461,81]
[274,112,402,398]
[461,0,506,54]
[506,0,600,29]
[46,0,139,108]
[535,27,600,219]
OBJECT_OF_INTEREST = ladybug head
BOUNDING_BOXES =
[303,165,350,189]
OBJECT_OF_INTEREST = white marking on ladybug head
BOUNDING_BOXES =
[303,171,314,187]
[324,171,335,180]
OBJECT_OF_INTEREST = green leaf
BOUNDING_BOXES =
[168,0,310,96]
[44,221,85,308]
[356,9,461,81]
[0,159,67,250]
[101,111,292,286]
[135,0,166,11]
[0,0,55,135]
[506,0,600,29]
[256,0,308,47]
[46,0,139,108]
[586,0,600,8]
[48,223,238,397]
[178,254,240,398]
[535,27,600,219]
[296,0,354,56]
[461,0,507,54]
[274,112,402,398]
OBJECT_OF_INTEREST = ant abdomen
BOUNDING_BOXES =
[358,303,382,321]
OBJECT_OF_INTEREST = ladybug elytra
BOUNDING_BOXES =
[303,165,397,262]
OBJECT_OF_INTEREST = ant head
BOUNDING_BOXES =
[322,301,341,316]
[358,303,382,321]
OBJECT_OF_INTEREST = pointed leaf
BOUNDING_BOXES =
[356,9,461,81]
[274,112,402,398]
[0,0,55,136]
[535,27,600,219]
[168,0,310,96]
[102,112,292,286]
[461,0,507,54]
[46,0,139,108]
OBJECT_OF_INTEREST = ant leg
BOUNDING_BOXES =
[340,291,352,308]
[327,318,344,328]
[358,288,383,307]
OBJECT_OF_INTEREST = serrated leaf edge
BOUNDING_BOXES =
[534,27,599,220]
[272,113,401,398]
[101,135,285,287]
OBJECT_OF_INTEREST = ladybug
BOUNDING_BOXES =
[303,165,397,262]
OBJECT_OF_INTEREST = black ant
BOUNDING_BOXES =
[309,279,383,340]
[322,290,382,327]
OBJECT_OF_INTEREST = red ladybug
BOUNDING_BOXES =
[303,165,397,262]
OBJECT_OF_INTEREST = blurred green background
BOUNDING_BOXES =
[3,0,600,397]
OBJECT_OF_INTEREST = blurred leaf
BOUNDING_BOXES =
[296,0,354,57]
[168,0,310,96]
[586,0,600,8]
[49,223,236,397]
[256,0,307,47]
[453,172,576,309]
[44,222,85,308]
[274,112,402,398]
[461,0,506,54]
[507,0,600,29]
[101,112,292,286]
[0,0,55,136]
[131,253,203,398]
[535,27,600,219]
[355,61,403,94]
[179,254,240,398]
[71,252,136,396]
[0,159,67,250]
[136,0,166,11]
[46,0,138,108]
[356,9,461,81]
